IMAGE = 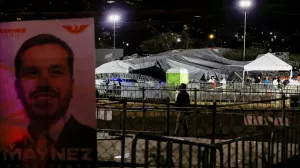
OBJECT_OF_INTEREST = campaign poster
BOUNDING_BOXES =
[0,18,97,167]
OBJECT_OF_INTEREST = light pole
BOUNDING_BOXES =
[108,14,120,49]
[239,0,252,61]
[209,34,215,47]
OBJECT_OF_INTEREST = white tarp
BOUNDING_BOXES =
[244,53,292,71]
[99,48,248,81]
[95,60,135,74]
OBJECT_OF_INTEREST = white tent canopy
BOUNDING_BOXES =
[244,53,292,71]
[95,60,135,74]
[243,53,293,82]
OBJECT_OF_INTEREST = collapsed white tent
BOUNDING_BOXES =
[243,53,293,82]
[95,60,135,74]
[124,48,248,81]
[95,49,249,81]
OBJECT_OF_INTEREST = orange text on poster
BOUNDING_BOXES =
[63,25,89,34]
[0,28,26,34]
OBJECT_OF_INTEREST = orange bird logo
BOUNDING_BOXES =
[63,24,89,34]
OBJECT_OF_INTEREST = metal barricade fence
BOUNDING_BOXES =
[214,125,300,168]
[270,125,300,166]
[97,100,215,167]
[96,83,300,105]
[130,132,223,168]
[96,94,299,137]
[95,82,300,92]
[96,95,300,167]
[98,127,300,168]
[216,133,273,168]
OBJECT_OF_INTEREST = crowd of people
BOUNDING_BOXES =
[204,75,300,91]
[245,76,297,90]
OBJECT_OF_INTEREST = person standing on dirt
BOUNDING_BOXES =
[174,83,190,136]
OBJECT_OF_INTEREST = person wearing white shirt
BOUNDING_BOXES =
[208,78,214,83]
[220,78,227,91]
[272,78,278,89]
[207,77,215,89]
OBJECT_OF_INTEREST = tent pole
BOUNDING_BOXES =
[290,70,293,80]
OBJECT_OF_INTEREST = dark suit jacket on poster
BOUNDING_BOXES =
[0,116,97,168]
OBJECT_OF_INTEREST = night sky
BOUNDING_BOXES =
[1,0,300,54]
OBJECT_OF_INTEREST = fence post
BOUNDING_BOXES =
[281,93,287,163]
[142,87,145,100]
[211,102,217,145]
[282,93,286,127]
[193,88,197,137]
[166,97,170,136]
[210,102,217,168]
[120,100,127,168]
[142,87,146,131]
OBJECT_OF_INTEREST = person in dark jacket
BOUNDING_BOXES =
[174,83,190,136]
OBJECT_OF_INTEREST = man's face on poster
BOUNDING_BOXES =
[15,44,73,121]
